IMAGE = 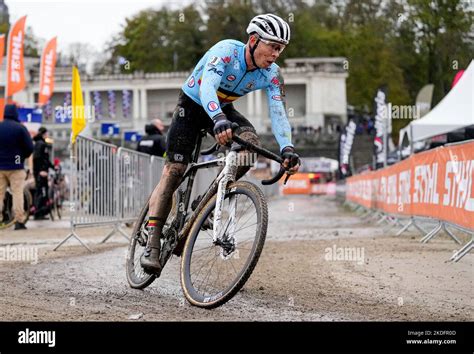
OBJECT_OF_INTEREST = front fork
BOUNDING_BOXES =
[213,151,238,248]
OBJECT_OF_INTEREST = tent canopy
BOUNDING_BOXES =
[407,60,473,142]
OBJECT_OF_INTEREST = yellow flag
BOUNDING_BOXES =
[71,66,86,143]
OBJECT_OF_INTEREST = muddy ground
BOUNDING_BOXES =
[0,195,472,321]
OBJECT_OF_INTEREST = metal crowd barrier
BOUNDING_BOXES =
[100,147,153,243]
[54,136,166,251]
[55,136,281,252]
[342,198,473,263]
[342,140,474,262]
[394,140,473,261]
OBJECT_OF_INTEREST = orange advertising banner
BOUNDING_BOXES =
[0,34,5,66]
[6,15,27,98]
[346,141,474,230]
[280,173,311,195]
[38,37,57,106]
[279,173,336,195]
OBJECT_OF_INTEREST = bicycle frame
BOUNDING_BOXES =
[172,130,241,245]
[172,127,289,248]
[174,131,221,230]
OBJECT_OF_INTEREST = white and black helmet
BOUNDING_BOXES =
[247,14,291,45]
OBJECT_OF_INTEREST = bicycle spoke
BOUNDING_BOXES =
[234,197,252,225]
[192,245,215,253]
[191,248,215,268]
[236,199,255,227]
[191,249,217,287]
[197,255,218,295]
[203,228,213,240]
[227,256,240,277]
[236,211,256,234]
[235,238,256,247]
[231,222,258,236]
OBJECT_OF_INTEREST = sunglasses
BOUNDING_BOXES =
[259,38,286,54]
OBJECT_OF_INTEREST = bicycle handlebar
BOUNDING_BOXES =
[202,123,294,185]
[230,124,293,185]
[231,135,290,186]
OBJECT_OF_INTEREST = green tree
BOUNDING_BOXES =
[24,27,41,58]
[169,5,207,70]
[0,23,41,58]
[406,0,474,104]
[110,5,206,73]
[205,0,256,45]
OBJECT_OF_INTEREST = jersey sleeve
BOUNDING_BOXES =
[266,67,293,152]
[199,42,233,120]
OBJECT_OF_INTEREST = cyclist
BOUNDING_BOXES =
[141,14,300,274]
[32,127,54,220]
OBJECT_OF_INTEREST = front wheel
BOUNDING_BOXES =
[180,181,268,308]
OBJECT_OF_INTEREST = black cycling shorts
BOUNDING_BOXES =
[166,90,257,164]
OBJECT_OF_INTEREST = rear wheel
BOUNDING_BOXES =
[126,201,157,289]
[180,181,267,308]
[126,193,177,289]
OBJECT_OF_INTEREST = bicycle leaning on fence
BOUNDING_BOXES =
[49,167,66,220]
[126,124,297,308]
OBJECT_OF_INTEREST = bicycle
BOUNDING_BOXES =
[126,124,294,308]
[49,168,65,220]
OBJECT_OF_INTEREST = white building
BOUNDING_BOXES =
[4,57,348,143]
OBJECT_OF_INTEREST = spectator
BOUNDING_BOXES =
[0,104,34,230]
[33,127,54,220]
[137,119,166,157]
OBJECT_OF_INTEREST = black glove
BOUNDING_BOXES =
[213,113,232,136]
[281,146,300,168]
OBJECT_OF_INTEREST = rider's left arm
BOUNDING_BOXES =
[265,67,294,153]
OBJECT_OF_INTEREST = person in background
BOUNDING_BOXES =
[32,127,54,220]
[0,104,34,230]
[137,119,167,157]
